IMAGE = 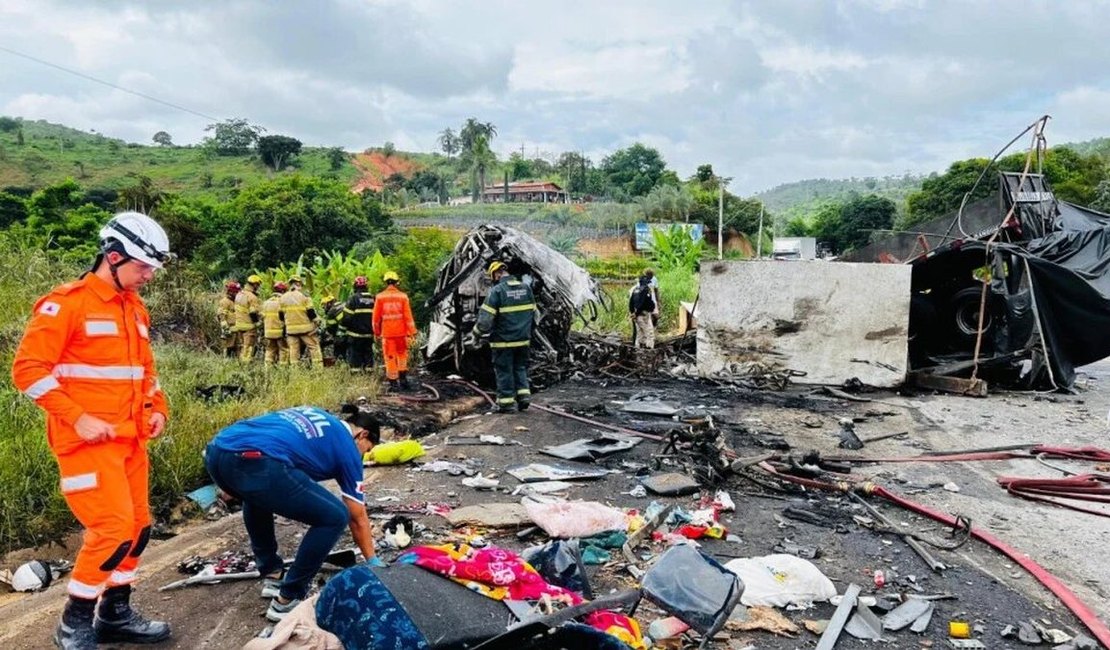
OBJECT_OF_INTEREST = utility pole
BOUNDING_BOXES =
[717,176,730,260]
[756,202,765,259]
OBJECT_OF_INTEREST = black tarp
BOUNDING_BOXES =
[909,177,1110,389]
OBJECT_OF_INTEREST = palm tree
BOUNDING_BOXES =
[470,135,496,203]
[437,128,459,159]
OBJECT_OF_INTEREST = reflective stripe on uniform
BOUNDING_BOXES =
[497,397,516,404]
[24,375,60,399]
[500,303,535,313]
[61,472,98,493]
[53,364,144,380]
[84,320,119,336]
[480,304,498,314]
[68,579,103,599]
[489,340,530,348]
[347,332,375,338]
[108,569,137,585]
[517,388,531,395]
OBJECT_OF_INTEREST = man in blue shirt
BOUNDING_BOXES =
[204,405,380,621]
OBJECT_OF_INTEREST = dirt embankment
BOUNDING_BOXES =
[350,151,421,193]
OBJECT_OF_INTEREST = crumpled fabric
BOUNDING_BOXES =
[524,501,629,538]
[399,543,644,648]
[315,565,430,650]
[243,595,342,650]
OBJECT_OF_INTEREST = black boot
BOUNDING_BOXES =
[94,584,171,644]
[399,372,411,391]
[55,596,98,650]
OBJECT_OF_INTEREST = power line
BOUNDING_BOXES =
[0,45,220,122]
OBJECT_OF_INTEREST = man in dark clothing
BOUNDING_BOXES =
[470,261,535,413]
[337,276,375,372]
[320,295,346,362]
[629,274,657,349]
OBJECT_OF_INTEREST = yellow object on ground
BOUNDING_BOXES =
[365,440,425,465]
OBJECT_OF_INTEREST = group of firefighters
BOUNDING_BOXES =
[216,272,418,390]
[7,209,540,648]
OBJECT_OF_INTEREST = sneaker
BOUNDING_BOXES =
[260,576,282,599]
[265,597,302,622]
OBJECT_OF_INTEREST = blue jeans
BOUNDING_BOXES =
[204,444,348,600]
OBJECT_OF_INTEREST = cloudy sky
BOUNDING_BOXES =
[2,0,1109,194]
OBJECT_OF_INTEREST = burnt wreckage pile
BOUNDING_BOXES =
[848,171,1110,390]
[424,224,613,386]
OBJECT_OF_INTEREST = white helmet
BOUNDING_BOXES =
[99,211,173,268]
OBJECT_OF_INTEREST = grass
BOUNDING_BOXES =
[0,119,359,199]
[0,235,380,552]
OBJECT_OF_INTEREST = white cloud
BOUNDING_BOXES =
[1,0,1109,196]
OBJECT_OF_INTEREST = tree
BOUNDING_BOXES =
[257,135,303,171]
[152,131,173,147]
[225,176,371,269]
[117,174,166,214]
[203,118,264,156]
[557,151,592,194]
[381,141,396,157]
[1093,179,1110,214]
[835,194,896,252]
[459,118,496,152]
[0,116,19,133]
[437,128,459,159]
[903,159,994,229]
[468,135,496,202]
[695,164,715,184]
[600,143,667,198]
[0,191,28,228]
[327,147,347,171]
[16,128,24,146]
[508,152,532,181]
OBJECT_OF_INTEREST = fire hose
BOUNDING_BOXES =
[756,461,1110,648]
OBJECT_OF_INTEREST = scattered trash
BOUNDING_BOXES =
[883,599,934,632]
[714,490,736,512]
[726,606,800,637]
[366,440,426,465]
[1016,620,1042,644]
[641,544,745,644]
[447,434,512,446]
[836,418,865,450]
[9,560,54,591]
[506,462,609,483]
[873,569,886,588]
[647,616,689,641]
[540,434,641,461]
[382,516,414,549]
[524,501,628,538]
[443,503,531,528]
[844,599,884,641]
[417,459,479,476]
[724,554,837,608]
[511,481,575,497]
[815,583,860,650]
[772,539,821,560]
[942,482,961,493]
[522,540,592,598]
[949,640,986,649]
[622,393,680,416]
[626,484,648,498]
[185,484,220,511]
[641,472,700,496]
[460,473,500,490]
[949,620,971,639]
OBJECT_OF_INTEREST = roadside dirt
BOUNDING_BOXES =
[2,368,1108,649]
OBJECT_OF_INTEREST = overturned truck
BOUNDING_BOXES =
[845,172,1110,390]
[424,225,608,385]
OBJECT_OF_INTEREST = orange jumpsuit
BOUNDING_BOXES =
[11,272,168,600]
[371,285,417,380]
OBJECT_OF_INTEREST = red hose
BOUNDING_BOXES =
[755,464,1110,647]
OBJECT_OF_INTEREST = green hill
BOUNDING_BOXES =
[754,174,925,227]
[0,117,360,197]
[1059,136,1110,161]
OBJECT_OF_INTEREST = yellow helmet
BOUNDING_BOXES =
[247,274,262,285]
[289,275,303,284]
[383,271,399,283]
[321,294,336,304]
[487,261,506,278]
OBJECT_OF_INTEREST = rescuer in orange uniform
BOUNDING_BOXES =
[372,271,417,391]
[11,212,173,649]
